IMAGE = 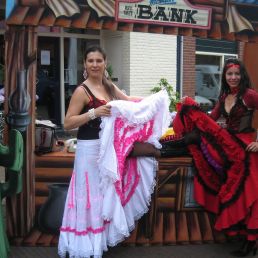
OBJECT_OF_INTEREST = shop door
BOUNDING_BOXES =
[36,37,61,125]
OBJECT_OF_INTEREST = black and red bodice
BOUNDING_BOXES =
[77,84,107,140]
[210,88,258,134]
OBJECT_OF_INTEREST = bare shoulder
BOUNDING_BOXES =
[72,85,87,98]
[70,85,90,104]
[74,85,87,94]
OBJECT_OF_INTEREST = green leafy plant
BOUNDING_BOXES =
[106,64,113,79]
[150,78,179,112]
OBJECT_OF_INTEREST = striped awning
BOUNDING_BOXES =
[5,0,258,43]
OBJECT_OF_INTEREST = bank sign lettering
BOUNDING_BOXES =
[115,0,212,29]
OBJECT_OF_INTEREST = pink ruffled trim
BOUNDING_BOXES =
[113,117,154,206]
[85,172,91,209]
[60,221,110,236]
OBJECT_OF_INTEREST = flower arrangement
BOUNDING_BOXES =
[150,78,179,112]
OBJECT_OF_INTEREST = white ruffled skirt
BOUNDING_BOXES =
[58,140,157,258]
[58,90,170,258]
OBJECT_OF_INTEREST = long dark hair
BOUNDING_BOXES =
[84,45,116,99]
[220,58,252,97]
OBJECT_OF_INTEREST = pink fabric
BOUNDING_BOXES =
[113,118,154,206]
[60,220,110,236]
[68,172,75,209]
[85,172,91,209]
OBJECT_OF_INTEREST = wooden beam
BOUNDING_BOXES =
[6,6,30,25]
[55,17,72,28]
[221,21,236,41]
[208,22,222,39]
[86,15,104,30]
[23,7,45,26]
[39,9,56,27]
[133,23,149,33]
[193,29,208,39]
[148,25,164,34]
[102,19,118,31]
[235,33,250,43]
[163,26,178,36]
[191,0,225,7]
[179,28,193,37]
[71,9,91,29]
[5,25,37,238]
[117,22,134,32]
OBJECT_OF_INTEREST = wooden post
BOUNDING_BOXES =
[19,0,45,6]
[4,25,37,237]
[243,42,258,133]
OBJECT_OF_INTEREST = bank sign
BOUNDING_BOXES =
[115,0,212,29]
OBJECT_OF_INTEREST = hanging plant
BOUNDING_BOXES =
[150,78,179,112]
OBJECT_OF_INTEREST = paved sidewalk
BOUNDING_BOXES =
[10,242,240,258]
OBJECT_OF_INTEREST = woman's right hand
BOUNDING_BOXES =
[246,141,258,152]
[95,105,111,117]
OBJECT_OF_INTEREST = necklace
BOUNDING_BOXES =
[230,87,240,95]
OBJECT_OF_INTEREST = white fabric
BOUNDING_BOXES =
[58,90,170,258]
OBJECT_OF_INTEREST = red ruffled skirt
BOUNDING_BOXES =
[173,100,258,240]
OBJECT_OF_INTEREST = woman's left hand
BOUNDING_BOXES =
[246,142,258,152]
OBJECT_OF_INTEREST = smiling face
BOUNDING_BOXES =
[225,65,241,89]
[84,50,106,79]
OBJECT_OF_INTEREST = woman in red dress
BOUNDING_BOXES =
[169,58,258,256]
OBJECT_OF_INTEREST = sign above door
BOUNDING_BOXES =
[4,0,258,43]
[115,0,212,29]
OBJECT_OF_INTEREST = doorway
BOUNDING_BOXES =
[36,37,61,125]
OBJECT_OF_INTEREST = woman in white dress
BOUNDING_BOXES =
[58,45,170,258]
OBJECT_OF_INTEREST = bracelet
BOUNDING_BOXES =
[88,108,96,120]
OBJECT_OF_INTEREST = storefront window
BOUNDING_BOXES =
[36,34,100,127]
[64,38,99,113]
[195,53,237,110]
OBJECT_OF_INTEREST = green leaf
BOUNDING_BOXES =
[150,78,179,112]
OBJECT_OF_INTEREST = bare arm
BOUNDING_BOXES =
[113,83,143,101]
[64,87,111,130]
[64,87,91,130]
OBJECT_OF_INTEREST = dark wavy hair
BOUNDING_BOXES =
[84,45,116,99]
[220,58,252,97]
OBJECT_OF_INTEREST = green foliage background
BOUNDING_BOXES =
[151,78,179,112]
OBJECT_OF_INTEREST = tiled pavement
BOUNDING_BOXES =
[9,242,240,258]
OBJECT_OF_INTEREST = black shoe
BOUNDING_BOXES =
[231,240,257,257]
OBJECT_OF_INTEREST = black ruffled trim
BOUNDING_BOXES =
[220,152,250,211]
[178,103,251,213]
[226,220,258,235]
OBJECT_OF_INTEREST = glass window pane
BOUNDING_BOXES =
[36,37,61,125]
[195,54,222,110]
[64,38,99,113]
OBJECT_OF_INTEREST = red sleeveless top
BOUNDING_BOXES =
[77,84,107,140]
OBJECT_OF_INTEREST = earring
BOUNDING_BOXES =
[83,69,88,79]
[104,69,109,78]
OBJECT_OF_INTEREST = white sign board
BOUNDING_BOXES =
[40,50,50,65]
[116,0,212,29]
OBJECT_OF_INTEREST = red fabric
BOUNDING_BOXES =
[242,88,258,109]
[173,98,258,239]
